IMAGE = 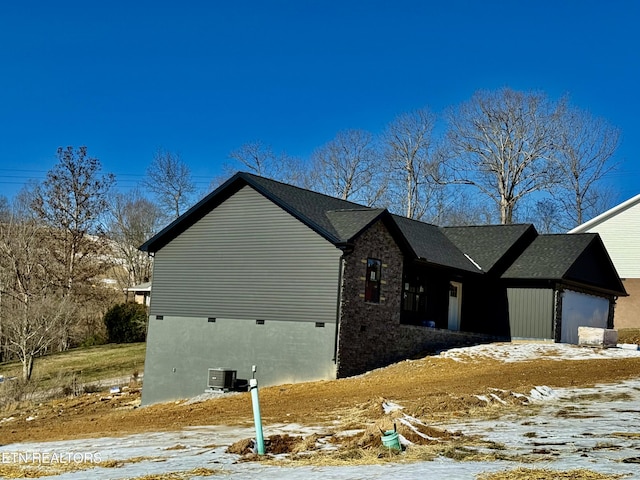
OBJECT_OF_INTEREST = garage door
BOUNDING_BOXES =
[561,290,609,344]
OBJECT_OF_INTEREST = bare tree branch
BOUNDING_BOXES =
[144,149,196,220]
[446,88,564,224]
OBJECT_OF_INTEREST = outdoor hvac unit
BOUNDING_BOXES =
[207,368,236,391]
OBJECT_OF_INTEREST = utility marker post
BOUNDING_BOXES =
[249,365,265,455]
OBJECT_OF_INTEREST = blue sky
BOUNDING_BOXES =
[1,1,638,203]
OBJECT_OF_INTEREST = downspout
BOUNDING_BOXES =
[333,253,346,364]
[554,287,564,343]
[608,296,617,329]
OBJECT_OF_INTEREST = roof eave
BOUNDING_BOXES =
[569,193,640,233]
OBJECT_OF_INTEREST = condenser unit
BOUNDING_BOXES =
[207,368,236,391]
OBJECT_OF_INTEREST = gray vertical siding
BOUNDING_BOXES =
[142,186,342,404]
[507,288,554,340]
[149,186,342,322]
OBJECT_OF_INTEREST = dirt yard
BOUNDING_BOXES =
[3,343,640,448]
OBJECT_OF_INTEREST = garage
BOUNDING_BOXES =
[560,290,610,344]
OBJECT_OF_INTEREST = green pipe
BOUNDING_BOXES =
[249,378,265,455]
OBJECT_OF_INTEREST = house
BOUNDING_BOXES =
[569,194,640,329]
[125,281,151,307]
[139,172,626,404]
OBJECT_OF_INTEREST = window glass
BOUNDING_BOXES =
[365,258,382,303]
[402,275,427,313]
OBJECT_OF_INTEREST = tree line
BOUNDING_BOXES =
[0,87,621,380]
[225,88,619,229]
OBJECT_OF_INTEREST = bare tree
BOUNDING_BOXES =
[108,190,163,288]
[32,146,115,295]
[383,108,445,219]
[530,198,562,234]
[309,129,386,206]
[434,185,494,226]
[446,88,565,224]
[553,107,620,228]
[0,195,9,222]
[0,209,74,380]
[224,140,308,186]
[144,149,196,220]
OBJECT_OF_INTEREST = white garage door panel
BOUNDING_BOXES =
[561,290,609,344]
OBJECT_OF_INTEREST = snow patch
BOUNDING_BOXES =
[382,401,404,414]
[528,385,558,401]
[440,342,640,363]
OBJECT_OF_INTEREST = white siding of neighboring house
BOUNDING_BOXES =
[569,195,640,278]
[570,195,640,329]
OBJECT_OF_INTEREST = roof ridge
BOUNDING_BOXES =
[240,171,368,209]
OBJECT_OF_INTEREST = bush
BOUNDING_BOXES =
[80,333,108,348]
[103,302,148,344]
[0,377,39,405]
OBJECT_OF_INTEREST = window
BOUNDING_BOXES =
[403,282,426,312]
[402,272,427,313]
[365,258,382,303]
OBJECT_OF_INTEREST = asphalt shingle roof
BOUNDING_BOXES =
[139,172,624,296]
[393,215,480,272]
[442,224,535,273]
[246,173,371,243]
[501,234,597,280]
[325,209,386,241]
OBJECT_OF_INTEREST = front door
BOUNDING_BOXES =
[448,282,462,331]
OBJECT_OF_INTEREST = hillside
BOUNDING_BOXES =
[2,342,640,446]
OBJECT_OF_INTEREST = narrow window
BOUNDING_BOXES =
[365,258,382,303]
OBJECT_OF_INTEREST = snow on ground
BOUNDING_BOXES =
[3,343,640,479]
[440,341,640,363]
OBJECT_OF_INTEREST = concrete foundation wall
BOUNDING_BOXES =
[142,316,337,405]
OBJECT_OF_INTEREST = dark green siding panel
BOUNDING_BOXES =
[149,186,342,323]
[507,288,554,340]
[141,316,337,405]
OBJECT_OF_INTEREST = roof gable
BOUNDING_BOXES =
[141,172,370,252]
[393,215,480,273]
[501,233,626,296]
[442,224,537,274]
[325,208,386,241]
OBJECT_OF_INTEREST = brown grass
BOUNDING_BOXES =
[618,328,640,345]
[0,455,155,479]
[477,467,628,479]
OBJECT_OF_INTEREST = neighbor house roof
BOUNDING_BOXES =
[126,281,151,292]
[568,193,640,233]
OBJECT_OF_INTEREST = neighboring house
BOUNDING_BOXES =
[139,172,626,404]
[569,194,640,329]
[126,281,152,307]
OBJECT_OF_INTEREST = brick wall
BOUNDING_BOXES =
[336,219,496,378]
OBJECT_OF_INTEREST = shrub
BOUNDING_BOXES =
[103,302,148,344]
[80,333,108,348]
